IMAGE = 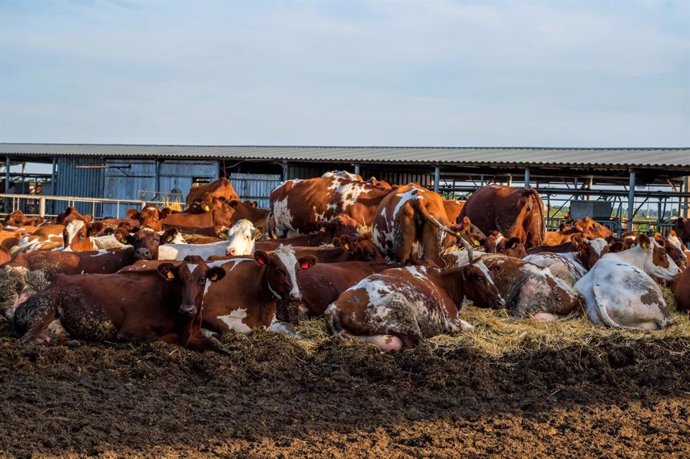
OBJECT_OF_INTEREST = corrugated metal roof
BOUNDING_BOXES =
[1,143,689,169]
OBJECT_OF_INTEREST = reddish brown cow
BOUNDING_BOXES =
[269,175,393,237]
[14,259,225,348]
[162,198,236,233]
[4,210,44,227]
[452,216,487,248]
[55,207,88,225]
[372,184,458,264]
[201,246,316,333]
[17,224,66,252]
[459,185,545,248]
[672,217,690,244]
[573,216,614,239]
[673,268,690,314]
[185,177,240,208]
[483,233,527,258]
[443,200,465,224]
[276,261,392,324]
[325,263,504,351]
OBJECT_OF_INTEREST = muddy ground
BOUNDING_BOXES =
[1,312,689,458]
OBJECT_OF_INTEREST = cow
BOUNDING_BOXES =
[522,237,608,286]
[4,210,43,227]
[276,260,393,324]
[14,259,226,349]
[322,170,363,181]
[673,268,690,314]
[574,235,680,330]
[573,216,614,239]
[268,175,393,237]
[483,231,526,258]
[201,246,316,333]
[444,251,584,321]
[16,225,67,253]
[324,262,504,351]
[452,216,487,248]
[0,247,143,320]
[185,177,240,209]
[443,200,465,224]
[672,217,690,244]
[654,233,687,269]
[372,184,463,264]
[158,219,260,260]
[459,185,545,248]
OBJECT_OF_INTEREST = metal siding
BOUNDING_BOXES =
[102,160,218,217]
[229,173,281,208]
[55,156,104,216]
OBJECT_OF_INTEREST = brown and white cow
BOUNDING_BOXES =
[324,263,504,351]
[372,184,459,264]
[574,237,680,330]
[269,174,393,237]
[14,259,225,348]
[201,245,316,333]
[444,251,584,320]
[459,185,545,248]
[276,260,392,324]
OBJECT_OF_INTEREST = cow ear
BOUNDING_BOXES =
[638,234,651,249]
[161,228,177,243]
[206,267,226,282]
[253,226,264,240]
[255,251,269,266]
[339,235,352,251]
[227,199,240,209]
[298,256,317,270]
[462,216,471,226]
[157,263,178,281]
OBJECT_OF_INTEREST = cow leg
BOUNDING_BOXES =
[14,294,59,343]
[348,333,404,352]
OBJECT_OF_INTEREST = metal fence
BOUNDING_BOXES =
[0,193,153,219]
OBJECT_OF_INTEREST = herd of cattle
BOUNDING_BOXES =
[1,171,689,352]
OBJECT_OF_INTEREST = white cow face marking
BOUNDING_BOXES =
[225,219,259,256]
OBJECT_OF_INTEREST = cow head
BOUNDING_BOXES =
[225,219,262,256]
[4,210,26,226]
[157,258,225,316]
[63,220,95,252]
[254,245,316,302]
[55,207,84,225]
[334,234,381,262]
[637,234,681,281]
[453,216,487,248]
[140,206,162,231]
[500,237,526,258]
[457,261,505,309]
[575,237,609,270]
[126,229,162,261]
[655,232,687,269]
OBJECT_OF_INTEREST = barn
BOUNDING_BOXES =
[1,143,689,230]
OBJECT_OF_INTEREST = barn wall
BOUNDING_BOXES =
[102,160,219,218]
[229,173,281,208]
[54,156,105,216]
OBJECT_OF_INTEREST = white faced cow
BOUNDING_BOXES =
[157,219,260,260]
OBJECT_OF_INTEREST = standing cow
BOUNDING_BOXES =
[459,185,545,248]
[268,173,393,237]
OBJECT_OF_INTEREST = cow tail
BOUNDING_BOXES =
[528,188,546,241]
[413,199,475,259]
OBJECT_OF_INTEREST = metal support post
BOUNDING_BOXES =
[524,167,531,189]
[627,169,636,228]
[434,166,441,193]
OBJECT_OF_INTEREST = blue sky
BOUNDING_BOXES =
[0,0,688,146]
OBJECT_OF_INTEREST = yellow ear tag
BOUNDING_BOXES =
[166,271,175,280]
[204,205,210,212]
[343,243,350,251]
[473,240,480,246]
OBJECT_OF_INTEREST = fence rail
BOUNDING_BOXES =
[0,193,156,219]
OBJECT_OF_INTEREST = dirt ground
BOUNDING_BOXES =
[1,309,689,459]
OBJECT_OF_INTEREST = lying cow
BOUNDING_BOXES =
[522,238,608,286]
[574,235,680,330]
[158,219,261,260]
[444,251,584,320]
[325,262,504,351]
[14,259,225,348]
[202,245,316,333]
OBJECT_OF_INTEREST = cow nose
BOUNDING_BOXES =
[135,248,152,260]
[289,292,302,302]
[227,247,236,256]
[180,304,196,315]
